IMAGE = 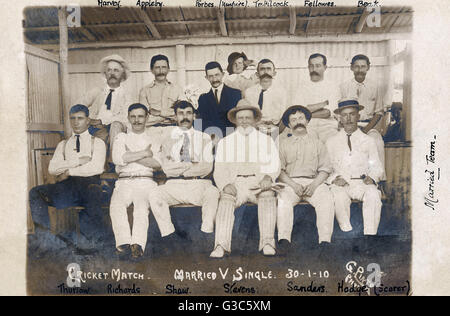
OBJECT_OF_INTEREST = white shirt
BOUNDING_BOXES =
[79,84,134,126]
[340,77,384,121]
[48,129,106,177]
[211,83,224,103]
[244,82,289,125]
[325,129,383,184]
[293,77,340,117]
[214,127,281,191]
[157,126,214,178]
[112,130,162,176]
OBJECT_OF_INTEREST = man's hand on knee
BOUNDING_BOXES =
[223,184,237,197]
[259,175,273,192]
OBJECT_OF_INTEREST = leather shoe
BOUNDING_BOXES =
[277,239,291,257]
[131,244,144,259]
[116,244,131,260]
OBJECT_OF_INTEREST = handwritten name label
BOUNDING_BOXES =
[136,0,164,10]
[425,135,440,210]
[304,0,335,7]
[98,0,122,10]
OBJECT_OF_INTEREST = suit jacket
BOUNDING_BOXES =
[196,84,242,137]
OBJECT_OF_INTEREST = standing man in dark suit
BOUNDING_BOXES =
[197,62,242,143]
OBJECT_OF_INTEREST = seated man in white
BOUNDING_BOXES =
[326,100,384,240]
[210,99,281,258]
[110,103,175,260]
[148,101,219,236]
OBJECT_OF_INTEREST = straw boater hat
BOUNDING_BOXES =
[226,52,254,75]
[281,105,312,127]
[227,99,262,125]
[100,54,131,81]
[334,99,365,115]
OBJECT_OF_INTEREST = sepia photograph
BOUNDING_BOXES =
[21,2,415,296]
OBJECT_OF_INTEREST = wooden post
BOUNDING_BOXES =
[402,42,412,142]
[176,44,186,89]
[58,7,71,138]
[385,40,395,111]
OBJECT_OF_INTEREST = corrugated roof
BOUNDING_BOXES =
[23,6,413,45]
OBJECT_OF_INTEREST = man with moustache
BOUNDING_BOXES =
[29,104,106,254]
[148,101,219,236]
[275,105,335,255]
[340,54,386,181]
[197,61,242,141]
[244,59,288,136]
[293,53,340,143]
[139,54,184,128]
[326,100,383,239]
[79,55,134,157]
[110,103,174,260]
[210,99,280,258]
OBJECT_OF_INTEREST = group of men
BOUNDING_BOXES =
[29,51,387,260]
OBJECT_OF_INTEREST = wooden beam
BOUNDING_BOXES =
[27,122,65,132]
[402,42,412,142]
[24,44,60,63]
[37,32,412,51]
[176,45,186,88]
[216,8,228,37]
[289,7,297,35]
[138,9,161,39]
[68,56,390,74]
[58,7,71,138]
[355,8,372,33]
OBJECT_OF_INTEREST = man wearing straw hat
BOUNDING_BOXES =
[210,99,281,258]
[275,105,335,255]
[326,99,383,238]
[79,54,134,164]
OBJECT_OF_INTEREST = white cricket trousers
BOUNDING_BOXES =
[148,179,219,233]
[110,178,174,249]
[330,180,382,235]
[277,178,335,244]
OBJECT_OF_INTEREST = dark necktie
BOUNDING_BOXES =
[105,89,114,110]
[75,135,80,153]
[180,133,191,162]
[258,89,266,110]
[214,89,219,105]
[347,134,352,152]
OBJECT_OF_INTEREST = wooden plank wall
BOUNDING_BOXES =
[26,50,63,233]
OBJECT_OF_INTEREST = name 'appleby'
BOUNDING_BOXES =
[174,267,274,282]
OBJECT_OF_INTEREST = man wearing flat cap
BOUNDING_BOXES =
[78,54,134,163]
[326,100,383,238]
[210,99,281,258]
[275,105,335,255]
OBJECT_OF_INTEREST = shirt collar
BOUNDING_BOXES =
[72,129,90,138]
[173,126,194,138]
[105,84,122,93]
[352,77,366,86]
[149,79,171,88]
[212,83,224,94]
